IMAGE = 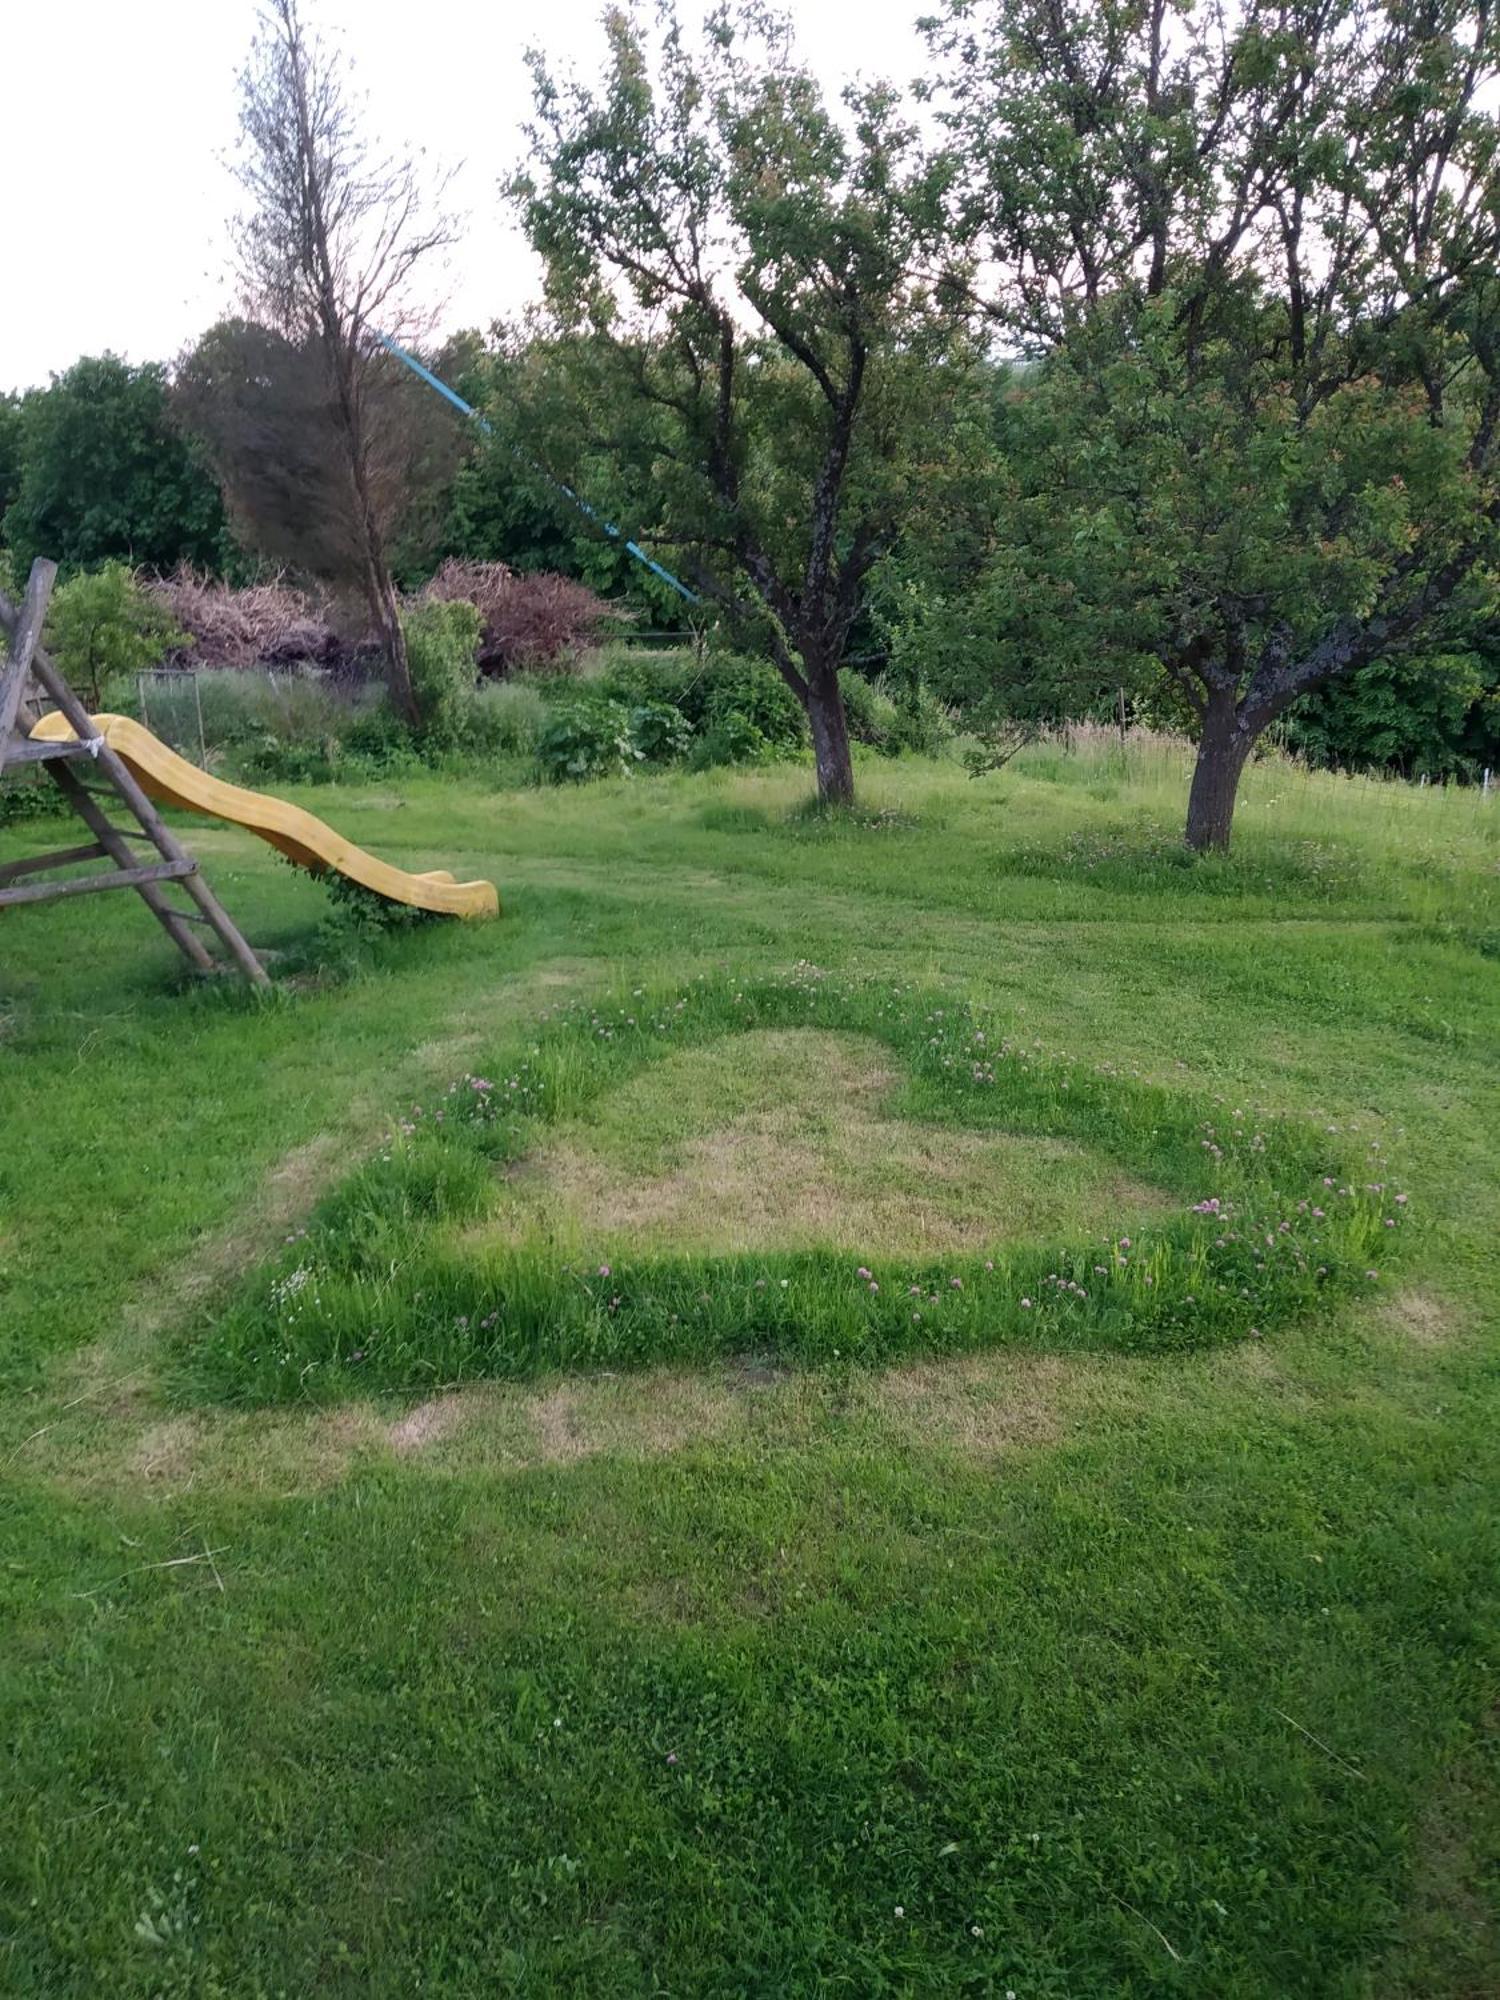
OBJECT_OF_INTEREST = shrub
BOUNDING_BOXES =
[402,599,482,749]
[1284,649,1500,780]
[887,684,957,757]
[596,649,807,762]
[596,650,702,713]
[0,773,72,827]
[629,699,694,764]
[340,699,422,772]
[469,679,547,758]
[44,563,186,705]
[320,872,437,936]
[422,559,613,675]
[690,711,771,769]
[700,655,807,753]
[839,672,900,749]
[145,567,339,669]
[536,699,640,782]
[234,733,345,786]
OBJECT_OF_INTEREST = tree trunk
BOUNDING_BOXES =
[365,559,419,727]
[804,665,855,806]
[1185,690,1256,853]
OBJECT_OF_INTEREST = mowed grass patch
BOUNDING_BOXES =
[184,969,1403,1404]
[3,753,1496,1997]
[480,1027,1173,1256]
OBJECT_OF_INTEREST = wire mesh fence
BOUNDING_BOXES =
[136,669,207,768]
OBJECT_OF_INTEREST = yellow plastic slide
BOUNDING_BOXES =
[30,711,500,920]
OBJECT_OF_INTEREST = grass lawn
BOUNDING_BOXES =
[2,740,1498,1996]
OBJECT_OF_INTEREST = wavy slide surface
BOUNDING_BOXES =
[31,711,500,920]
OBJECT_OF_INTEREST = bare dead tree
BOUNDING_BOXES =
[229,0,457,720]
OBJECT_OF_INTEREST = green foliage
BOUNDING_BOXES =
[1286,649,1500,780]
[840,680,956,756]
[679,656,811,770]
[338,699,423,772]
[689,709,773,769]
[401,599,482,749]
[184,669,356,753]
[0,394,22,526]
[886,683,957,757]
[468,678,548,758]
[536,697,640,782]
[838,673,904,751]
[628,699,693,764]
[4,355,231,576]
[508,4,992,797]
[43,563,186,703]
[0,773,72,828]
[593,649,703,712]
[914,0,1500,846]
[430,343,694,628]
[319,870,439,938]
[567,650,809,774]
[699,656,808,753]
[233,733,346,786]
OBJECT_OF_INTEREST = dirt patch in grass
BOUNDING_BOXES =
[130,1415,209,1488]
[1383,1287,1469,1349]
[388,1392,470,1455]
[384,1355,1074,1473]
[861,1352,1070,1455]
[30,1348,1089,1500]
[482,1028,1170,1258]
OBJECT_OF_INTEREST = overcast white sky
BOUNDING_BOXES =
[3,0,929,394]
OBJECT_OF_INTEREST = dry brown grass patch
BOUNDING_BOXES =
[483,1028,1169,1258]
[859,1352,1071,1455]
[1383,1288,1470,1349]
[388,1392,471,1454]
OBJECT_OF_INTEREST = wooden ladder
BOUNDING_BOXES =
[0,560,270,986]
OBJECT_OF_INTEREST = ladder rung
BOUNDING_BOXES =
[0,840,108,887]
[0,858,196,909]
[1,733,92,766]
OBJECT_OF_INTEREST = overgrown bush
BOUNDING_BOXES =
[234,734,346,786]
[689,711,773,769]
[629,699,694,764]
[1284,649,1500,780]
[536,698,640,781]
[699,655,807,753]
[469,679,547,758]
[840,673,900,749]
[337,701,423,774]
[44,563,186,705]
[592,648,809,772]
[595,649,702,713]
[422,558,613,675]
[887,684,957,757]
[0,772,72,827]
[403,599,482,749]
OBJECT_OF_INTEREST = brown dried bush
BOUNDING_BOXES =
[421,558,614,676]
[144,567,343,670]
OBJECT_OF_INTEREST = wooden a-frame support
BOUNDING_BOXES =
[0,559,270,986]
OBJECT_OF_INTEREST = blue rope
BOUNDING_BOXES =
[374,332,700,604]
